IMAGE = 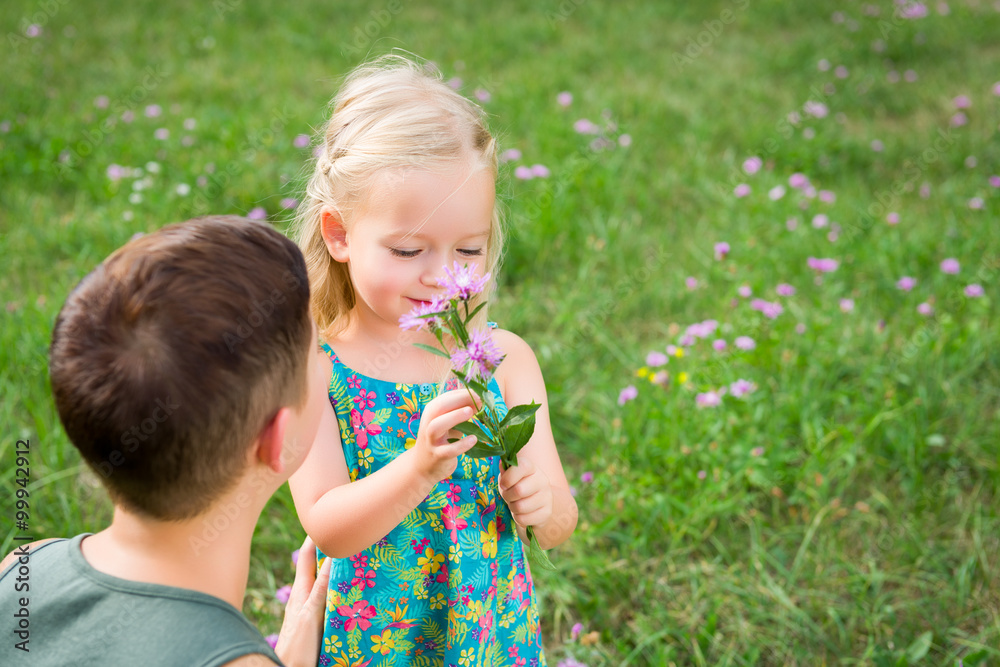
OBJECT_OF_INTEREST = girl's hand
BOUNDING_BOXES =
[498,457,553,528]
[412,389,479,482]
[274,536,332,667]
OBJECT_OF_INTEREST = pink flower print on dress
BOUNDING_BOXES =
[337,600,377,632]
[350,409,382,449]
[442,504,468,542]
[353,389,376,410]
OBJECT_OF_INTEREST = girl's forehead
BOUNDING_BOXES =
[363,165,494,237]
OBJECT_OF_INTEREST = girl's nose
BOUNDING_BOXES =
[419,263,440,288]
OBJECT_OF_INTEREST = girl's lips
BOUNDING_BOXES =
[406,298,431,306]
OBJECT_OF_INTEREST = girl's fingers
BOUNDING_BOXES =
[427,406,475,442]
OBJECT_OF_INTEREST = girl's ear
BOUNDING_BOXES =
[321,206,350,263]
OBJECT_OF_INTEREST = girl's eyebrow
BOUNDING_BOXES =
[383,230,490,243]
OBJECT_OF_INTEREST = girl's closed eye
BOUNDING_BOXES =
[458,248,483,257]
[389,247,421,258]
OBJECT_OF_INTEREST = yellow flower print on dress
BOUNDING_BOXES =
[480,520,497,558]
[418,547,445,574]
[371,629,395,655]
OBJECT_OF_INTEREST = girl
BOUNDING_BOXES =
[289,55,577,667]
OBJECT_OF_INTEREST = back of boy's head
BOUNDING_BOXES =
[294,53,505,336]
[49,216,311,521]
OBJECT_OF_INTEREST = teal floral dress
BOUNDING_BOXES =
[317,341,546,667]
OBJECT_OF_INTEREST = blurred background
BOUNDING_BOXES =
[2,1,999,664]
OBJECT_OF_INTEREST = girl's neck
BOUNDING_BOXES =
[327,316,452,385]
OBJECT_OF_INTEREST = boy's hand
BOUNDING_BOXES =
[411,389,479,482]
[499,457,553,528]
[274,536,331,667]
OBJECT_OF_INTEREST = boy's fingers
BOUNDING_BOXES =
[286,536,317,611]
[304,557,332,616]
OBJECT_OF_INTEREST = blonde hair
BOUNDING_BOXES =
[294,54,504,338]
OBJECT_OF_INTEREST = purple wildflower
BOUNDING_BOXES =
[734,183,751,198]
[646,351,668,367]
[743,156,762,175]
[808,257,839,273]
[738,285,752,298]
[917,302,934,316]
[275,585,292,604]
[557,92,573,107]
[438,262,491,301]
[685,277,699,290]
[729,379,757,398]
[514,165,533,180]
[840,298,855,312]
[531,164,550,178]
[574,118,599,134]
[571,622,584,640]
[713,339,727,351]
[293,134,309,148]
[580,472,594,483]
[450,327,504,380]
[291,549,300,565]
[789,173,809,189]
[618,385,638,405]
[751,446,764,457]
[501,148,522,162]
[735,336,756,351]
[940,258,960,274]
[265,634,279,649]
[965,284,984,297]
[399,295,449,331]
[897,277,916,291]
[750,299,783,319]
[776,283,796,297]
[247,207,267,220]
[696,391,722,408]
[714,242,730,260]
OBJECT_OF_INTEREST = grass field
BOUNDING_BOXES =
[2,1,999,664]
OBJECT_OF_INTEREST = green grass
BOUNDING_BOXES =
[2,0,999,664]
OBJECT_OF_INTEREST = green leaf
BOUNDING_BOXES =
[961,650,989,666]
[451,420,497,446]
[464,300,488,325]
[464,442,503,458]
[413,343,451,360]
[905,632,933,662]
[525,527,556,570]
[498,402,541,429]
[505,417,537,457]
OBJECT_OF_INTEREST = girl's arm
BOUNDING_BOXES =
[494,330,578,550]
[289,354,480,559]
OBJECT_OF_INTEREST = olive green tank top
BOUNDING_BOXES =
[0,534,283,666]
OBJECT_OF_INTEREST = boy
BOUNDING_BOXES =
[0,216,331,666]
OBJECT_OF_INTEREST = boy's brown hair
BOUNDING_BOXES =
[49,216,311,521]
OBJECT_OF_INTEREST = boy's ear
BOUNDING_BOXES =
[321,207,350,263]
[254,407,293,475]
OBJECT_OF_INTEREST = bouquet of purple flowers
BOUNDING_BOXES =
[400,262,554,569]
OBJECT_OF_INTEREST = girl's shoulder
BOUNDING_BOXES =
[491,328,543,398]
